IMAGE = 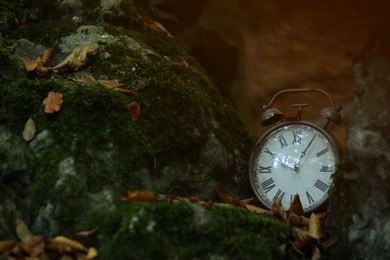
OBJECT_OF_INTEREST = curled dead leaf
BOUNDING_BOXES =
[308,213,323,240]
[50,236,86,253]
[271,198,287,222]
[0,240,17,253]
[288,194,305,216]
[16,219,33,240]
[173,60,189,69]
[43,91,63,114]
[41,48,54,64]
[215,187,239,205]
[140,15,174,38]
[288,212,310,228]
[97,79,121,89]
[16,48,53,78]
[244,204,270,215]
[19,235,45,257]
[53,45,99,71]
[127,101,141,121]
[121,190,157,202]
[76,227,99,238]
[22,118,36,142]
[86,247,98,259]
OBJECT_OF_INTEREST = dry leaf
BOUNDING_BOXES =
[288,194,305,216]
[41,48,54,64]
[127,101,141,121]
[23,118,36,142]
[97,79,121,89]
[115,88,139,95]
[76,227,99,237]
[14,17,27,29]
[86,247,98,259]
[177,79,185,86]
[173,60,189,69]
[19,235,45,257]
[16,48,53,78]
[53,45,99,71]
[140,15,174,38]
[308,213,323,239]
[0,240,17,253]
[292,234,314,255]
[50,236,86,253]
[71,74,98,85]
[321,235,339,248]
[244,204,270,215]
[271,198,287,222]
[121,190,157,202]
[16,55,38,72]
[16,219,33,240]
[311,246,321,260]
[43,91,63,114]
[288,212,310,228]
[215,187,240,205]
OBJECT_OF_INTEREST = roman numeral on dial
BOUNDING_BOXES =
[273,189,285,200]
[261,178,276,194]
[316,148,329,157]
[264,148,276,158]
[320,166,334,172]
[278,135,288,149]
[292,130,302,144]
[258,165,272,174]
[306,191,315,205]
[314,179,329,192]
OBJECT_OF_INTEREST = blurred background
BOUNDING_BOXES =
[147,0,388,144]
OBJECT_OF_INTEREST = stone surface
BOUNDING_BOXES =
[0,0,255,242]
[327,19,390,259]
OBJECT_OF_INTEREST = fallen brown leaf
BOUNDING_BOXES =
[140,15,174,38]
[244,204,270,215]
[127,101,141,121]
[86,247,98,259]
[76,227,99,238]
[22,117,36,142]
[271,198,287,222]
[16,219,33,240]
[115,88,139,95]
[53,45,99,71]
[215,187,240,205]
[288,194,304,216]
[97,79,121,89]
[288,212,310,228]
[16,48,53,78]
[19,235,45,257]
[50,236,86,253]
[121,190,157,202]
[43,91,63,114]
[41,48,54,64]
[0,240,17,253]
[308,213,323,240]
[292,234,314,255]
[173,60,189,69]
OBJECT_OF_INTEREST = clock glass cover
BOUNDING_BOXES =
[249,121,339,212]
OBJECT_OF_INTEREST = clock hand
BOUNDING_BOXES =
[300,135,316,159]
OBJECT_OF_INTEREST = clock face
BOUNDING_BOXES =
[249,121,339,212]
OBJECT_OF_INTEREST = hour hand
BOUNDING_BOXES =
[300,135,316,159]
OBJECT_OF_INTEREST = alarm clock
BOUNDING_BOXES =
[249,88,342,213]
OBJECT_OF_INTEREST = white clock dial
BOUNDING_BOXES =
[249,121,339,212]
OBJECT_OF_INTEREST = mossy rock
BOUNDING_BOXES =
[96,202,292,259]
[0,0,295,257]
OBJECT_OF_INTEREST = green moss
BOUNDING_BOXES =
[97,202,292,259]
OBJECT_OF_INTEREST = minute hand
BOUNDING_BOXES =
[300,135,316,159]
